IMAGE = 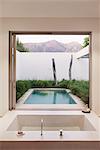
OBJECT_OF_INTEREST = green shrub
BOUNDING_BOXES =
[16,80,32,101]
[17,39,29,52]
[58,80,89,104]
[31,80,55,88]
[16,80,55,101]
[57,80,72,89]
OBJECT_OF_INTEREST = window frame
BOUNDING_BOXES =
[9,31,92,110]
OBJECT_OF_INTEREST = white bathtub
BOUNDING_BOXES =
[7,115,95,131]
[0,111,99,150]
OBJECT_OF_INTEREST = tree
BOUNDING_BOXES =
[69,54,73,80]
[16,38,29,52]
[82,37,89,48]
[52,58,57,85]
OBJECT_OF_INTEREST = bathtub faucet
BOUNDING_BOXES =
[40,119,44,136]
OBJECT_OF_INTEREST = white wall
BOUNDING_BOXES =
[16,51,89,81]
[0,17,100,116]
[98,4,100,116]
[0,18,8,116]
[0,18,3,116]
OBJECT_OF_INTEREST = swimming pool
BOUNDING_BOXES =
[24,90,76,104]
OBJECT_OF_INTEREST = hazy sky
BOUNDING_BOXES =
[17,35,88,44]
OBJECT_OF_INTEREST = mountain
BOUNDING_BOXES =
[23,40,82,52]
[64,42,82,52]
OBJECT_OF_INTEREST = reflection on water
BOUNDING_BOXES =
[24,90,76,104]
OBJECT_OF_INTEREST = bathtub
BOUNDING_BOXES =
[7,115,95,131]
[0,111,100,150]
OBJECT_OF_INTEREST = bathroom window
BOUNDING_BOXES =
[9,32,91,110]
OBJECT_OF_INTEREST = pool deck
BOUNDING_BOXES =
[16,88,85,110]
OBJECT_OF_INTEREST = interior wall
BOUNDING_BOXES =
[1,1,99,18]
[0,2,2,116]
[0,17,100,116]
[0,18,3,116]
[98,0,100,117]
[0,18,8,116]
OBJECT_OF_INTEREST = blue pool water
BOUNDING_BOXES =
[24,90,76,104]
